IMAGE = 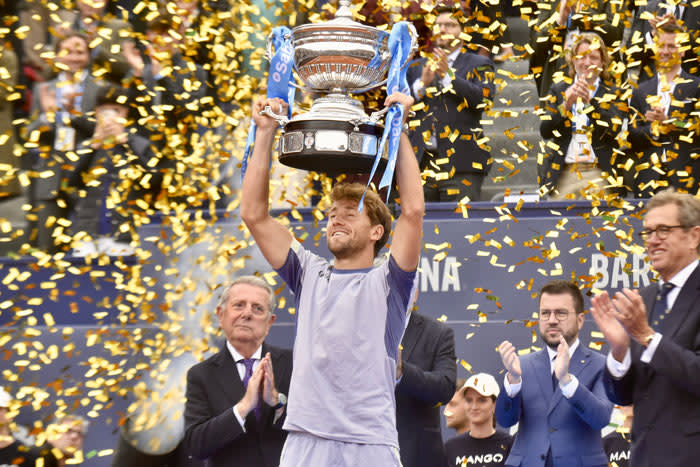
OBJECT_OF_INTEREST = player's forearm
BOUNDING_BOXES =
[241,128,276,225]
[395,132,424,221]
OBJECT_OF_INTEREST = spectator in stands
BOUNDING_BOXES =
[444,378,470,436]
[528,0,624,97]
[37,415,88,467]
[0,41,20,201]
[496,280,613,467]
[70,83,154,257]
[395,300,457,467]
[444,373,513,467]
[0,388,39,466]
[407,4,495,202]
[628,3,700,80]
[628,22,700,197]
[184,276,293,467]
[56,0,132,83]
[122,12,206,207]
[25,32,98,252]
[538,32,625,199]
[603,405,632,467]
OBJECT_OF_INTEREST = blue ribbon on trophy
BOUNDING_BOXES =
[241,26,296,181]
[361,21,413,208]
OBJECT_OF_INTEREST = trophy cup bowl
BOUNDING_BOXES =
[263,1,417,175]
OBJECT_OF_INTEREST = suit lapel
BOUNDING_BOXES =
[212,345,246,406]
[663,264,700,338]
[401,313,423,362]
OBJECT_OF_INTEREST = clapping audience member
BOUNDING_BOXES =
[70,84,154,256]
[628,22,700,197]
[444,379,470,436]
[496,280,613,467]
[122,12,206,208]
[25,32,99,252]
[444,373,513,467]
[529,0,624,97]
[407,4,495,202]
[538,32,625,199]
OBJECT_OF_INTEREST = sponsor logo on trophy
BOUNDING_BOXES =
[261,0,417,176]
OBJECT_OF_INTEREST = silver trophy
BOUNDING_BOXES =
[263,0,417,175]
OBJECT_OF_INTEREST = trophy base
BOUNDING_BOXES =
[279,119,387,175]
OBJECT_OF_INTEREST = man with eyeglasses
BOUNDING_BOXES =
[495,280,613,467]
[591,188,700,467]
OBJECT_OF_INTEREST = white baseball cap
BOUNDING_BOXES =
[462,373,500,398]
[0,388,12,408]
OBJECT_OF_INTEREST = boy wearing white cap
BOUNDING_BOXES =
[444,373,513,467]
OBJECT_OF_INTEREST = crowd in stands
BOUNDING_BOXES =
[0,0,698,253]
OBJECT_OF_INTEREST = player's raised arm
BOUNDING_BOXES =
[240,97,294,269]
[387,92,424,272]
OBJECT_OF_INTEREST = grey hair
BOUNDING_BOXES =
[646,189,700,252]
[55,415,89,434]
[217,275,276,314]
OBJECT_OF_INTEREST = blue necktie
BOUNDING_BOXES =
[650,282,675,330]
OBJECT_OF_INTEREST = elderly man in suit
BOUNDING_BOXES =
[407,4,495,202]
[591,189,700,467]
[184,276,293,467]
[395,303,456,467]
[628,22,700,197]
[496,280,613,467]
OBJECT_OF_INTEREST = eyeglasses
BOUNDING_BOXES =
[637,224,686,241]
[539,309,570,321]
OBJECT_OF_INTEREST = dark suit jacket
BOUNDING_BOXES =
[538,80,624,194]
[184,343,293,467]
[395,312,456,467]
[495,345,613,467]
[628,71,700,197]
[603,263,700,467]
[407,51,495,175]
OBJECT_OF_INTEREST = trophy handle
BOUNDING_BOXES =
[350,22,419,95]
[260,105,290,126]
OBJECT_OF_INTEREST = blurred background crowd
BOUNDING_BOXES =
[0,0,698,257]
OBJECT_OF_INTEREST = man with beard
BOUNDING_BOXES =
[495,280,612,467]
[240,91,423,467]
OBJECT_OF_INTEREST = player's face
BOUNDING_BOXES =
[538,292,583,349]
[217,283,275,348]
[573,41,603,81]
[643,204,700,281]
[444,388,468,430]
[464,388,495,427]
[326,198,381,260]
